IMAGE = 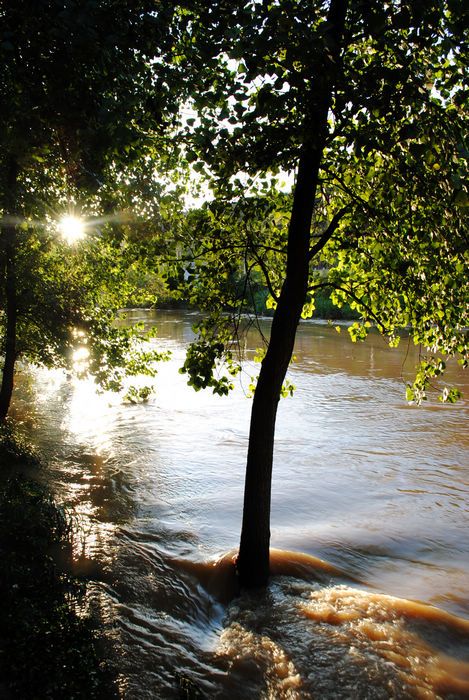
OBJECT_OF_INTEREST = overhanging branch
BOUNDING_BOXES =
[309,279,391,334]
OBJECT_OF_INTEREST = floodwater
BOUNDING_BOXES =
[10,309,469,698]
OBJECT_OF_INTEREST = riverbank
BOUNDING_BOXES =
[145,283,360,321]
[0,424,116,699]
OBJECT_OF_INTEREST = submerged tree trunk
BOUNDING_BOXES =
[0,157,19,422]
[237,0,348,588]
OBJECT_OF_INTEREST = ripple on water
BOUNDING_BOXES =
[85,549,469,699]
[10,312,469,698]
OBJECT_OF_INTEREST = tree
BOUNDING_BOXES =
[172,0,469,587]
[0,0,179,420]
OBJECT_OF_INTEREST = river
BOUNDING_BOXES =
[10,309,469,698]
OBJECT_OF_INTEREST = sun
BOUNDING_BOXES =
[59,215,86,244]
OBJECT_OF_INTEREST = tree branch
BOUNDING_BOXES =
[249,244,280,302]
[308,205,349,260]
[308,280,391,334]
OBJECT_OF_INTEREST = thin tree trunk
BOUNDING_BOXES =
[237,0,348,588]
[0,246,18,421]
[0,157,19,422]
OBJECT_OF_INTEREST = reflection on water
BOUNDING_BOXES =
[10,310,469,698]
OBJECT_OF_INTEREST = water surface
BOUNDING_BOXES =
[11,310,469,698]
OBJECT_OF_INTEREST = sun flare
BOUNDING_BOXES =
[59,215,85,244]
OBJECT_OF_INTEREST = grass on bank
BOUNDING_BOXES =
[0,424,116,699]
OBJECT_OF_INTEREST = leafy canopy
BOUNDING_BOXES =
[168,0,469,402]
[0,0,185,406]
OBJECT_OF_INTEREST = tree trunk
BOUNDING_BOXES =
[237,0,348,588]
[0,245,18,421]
[0,157,19,422]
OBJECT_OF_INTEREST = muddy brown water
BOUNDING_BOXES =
[10,310,469,698]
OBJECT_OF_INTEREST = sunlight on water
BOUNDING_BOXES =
[71,345,90,374]
[63,378,119,456]
[12,310,469,698]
